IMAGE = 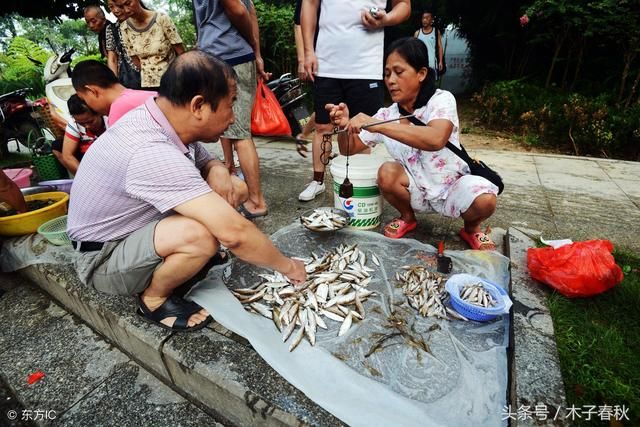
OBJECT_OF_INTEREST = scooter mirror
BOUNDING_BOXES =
[27,57,42,66]
[46,38,57,53]
[60,49,75,64]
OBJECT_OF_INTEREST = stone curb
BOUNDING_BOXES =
[20,262,338,426]
[506,228,567,426]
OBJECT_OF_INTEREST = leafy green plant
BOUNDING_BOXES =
[254,0,296,76]
[524,133,542,147]
[0,37,50,98]
[472,80,640,160]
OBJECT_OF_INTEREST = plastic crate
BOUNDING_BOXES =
[37,215,71,246]
[445,274,512,322]
[33,154,68,181]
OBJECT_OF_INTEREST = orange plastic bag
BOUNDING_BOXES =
[527,240,624,298]
[251,80,291,136]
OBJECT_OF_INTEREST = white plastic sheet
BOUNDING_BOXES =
[1,234,76,272]
[190,223,511,426]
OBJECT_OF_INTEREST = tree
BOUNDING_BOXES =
[0,14,98,55]
[167,0,196,49]
[526,0,640,103]
[0,1,96,19]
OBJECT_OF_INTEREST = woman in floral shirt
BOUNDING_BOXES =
[327,37,498,249]
[105,0,141,89]
[117,0,184,90]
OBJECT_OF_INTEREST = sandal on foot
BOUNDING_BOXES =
[459,228,496,251]
[136,294,212,332]
[295,133,311,144]
[237,203,268,219]
[383,218,417,239]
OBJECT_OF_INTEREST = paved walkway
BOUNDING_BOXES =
[244,137,640,252]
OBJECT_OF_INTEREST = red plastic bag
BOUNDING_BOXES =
[251,80,291,136]
[527,240,623,298]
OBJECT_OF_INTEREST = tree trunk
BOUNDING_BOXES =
[625,66,640,108]
[570,39,586,91]
[517,47,530,78]
[546,28,568,88]
[568,124,579,156]
[561,45,573,89]
[618,50,636,104]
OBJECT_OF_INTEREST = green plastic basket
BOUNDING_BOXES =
[32,154,68,181]
[37,215,71,246]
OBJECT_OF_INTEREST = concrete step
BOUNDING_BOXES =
[15,262,341,427]
[0,281,222,427]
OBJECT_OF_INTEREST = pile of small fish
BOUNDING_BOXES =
[300,208,349,231]
[232,244,380,351]
[459,283,496,308]
[397,265,468,321]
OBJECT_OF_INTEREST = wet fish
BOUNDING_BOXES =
[338,312,353,337]
[234,244,377,351]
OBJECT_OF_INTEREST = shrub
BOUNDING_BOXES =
[254,0,296,76]
[0,37,50,98]
[472,80,640,160]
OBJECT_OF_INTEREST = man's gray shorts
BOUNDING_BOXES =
[74,221,162,296]
[223,60,256,140]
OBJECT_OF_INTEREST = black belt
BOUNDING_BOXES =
[71,240,105,252]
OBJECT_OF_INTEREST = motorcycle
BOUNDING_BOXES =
[42,47,76,126]
[266,73,311,140]
[0,88,47,159]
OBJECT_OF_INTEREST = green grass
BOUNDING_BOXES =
[548,251,640,425]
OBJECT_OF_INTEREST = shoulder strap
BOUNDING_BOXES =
[397,105,471,163]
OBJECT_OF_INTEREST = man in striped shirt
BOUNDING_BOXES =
[68,51,306,331]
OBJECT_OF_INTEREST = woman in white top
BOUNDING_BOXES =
[327,37,498,249]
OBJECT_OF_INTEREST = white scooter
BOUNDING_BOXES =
[43,48,76,125]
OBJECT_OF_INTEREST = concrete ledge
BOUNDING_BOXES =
[11,225,565,426]
[163,328,342,427]
[21,264,172,381]
[507,228,567,426]
[19,262,340,426]
[0,282,220,426]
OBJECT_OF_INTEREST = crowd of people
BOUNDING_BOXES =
[5,1,500,332]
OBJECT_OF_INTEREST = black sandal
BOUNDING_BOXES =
[136,294,212,332]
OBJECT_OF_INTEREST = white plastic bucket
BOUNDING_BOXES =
[330,154,385,229]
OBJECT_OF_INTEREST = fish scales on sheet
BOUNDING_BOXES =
[232,245,383,351]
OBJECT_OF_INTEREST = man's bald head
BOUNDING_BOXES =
[84,5,106,34]
[159,50,236,110]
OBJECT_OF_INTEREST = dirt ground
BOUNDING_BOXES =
[456,99,563,154]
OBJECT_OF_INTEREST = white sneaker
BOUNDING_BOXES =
[298,181,326,201]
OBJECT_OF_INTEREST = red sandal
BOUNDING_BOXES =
[384,218,417,239]
[459,228,496,251]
